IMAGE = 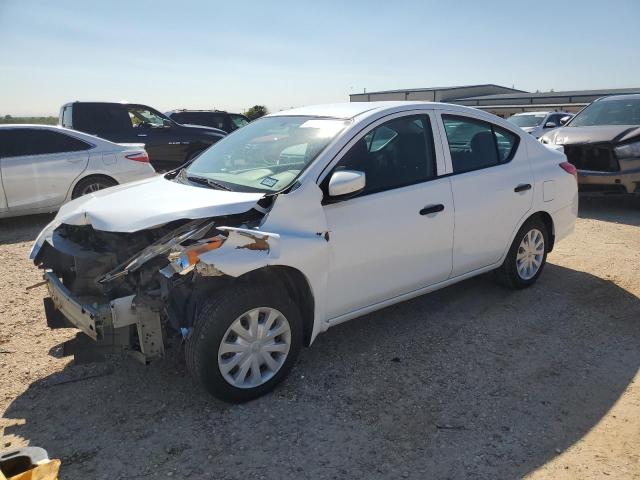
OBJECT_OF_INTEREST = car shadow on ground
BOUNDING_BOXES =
[4,264,639,479]
[578,193,640,227]
[0,214,54,246]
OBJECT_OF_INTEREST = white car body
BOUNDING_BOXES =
[0,124,156,218]
[32,102,578,401]
[33,101,577,338]
[508,111,573,138]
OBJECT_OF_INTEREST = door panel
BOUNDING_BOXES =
[127,106,187,166]
[138,127,188,165]
[2,151,88,210]
[324,178,454,318]
[438,113,533,276]
[322,113,453,320]
[449,161,532,275]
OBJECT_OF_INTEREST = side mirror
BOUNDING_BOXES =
[544,121,557,129]
[559,116,570,125]
[328,170,366,198]
[162,119,173,128]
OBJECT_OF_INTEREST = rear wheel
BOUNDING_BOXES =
[185,284,302,403]
[72,176,117,199]
[495,217,548,289]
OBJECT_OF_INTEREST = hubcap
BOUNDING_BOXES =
[82,182,107,195]
[217,307,291,389]
[516,228,545,280]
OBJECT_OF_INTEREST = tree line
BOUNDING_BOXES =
[1,114,58,125]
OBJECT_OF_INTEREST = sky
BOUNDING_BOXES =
[1,0,639,116]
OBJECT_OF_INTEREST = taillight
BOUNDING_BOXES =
[125,151,149,163]
[559,161,577,180]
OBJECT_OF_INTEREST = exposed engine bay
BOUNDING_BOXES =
[33,205,270,363]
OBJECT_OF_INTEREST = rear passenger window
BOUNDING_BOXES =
[74,103,132,133]
[442,115,519,173]
[493,126,518,162]
[333,115,437,196]
[206,114,227,130]
[0,129,90,157]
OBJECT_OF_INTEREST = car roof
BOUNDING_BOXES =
[167,109,230,114]
[61,101,160,110]
[266,101,487,120]
[0,124,126,147]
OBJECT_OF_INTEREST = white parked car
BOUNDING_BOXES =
[0,125,156,218]
[507,111,573,138]
[31,102,578,402]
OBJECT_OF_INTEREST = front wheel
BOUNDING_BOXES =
[495,217,549,289]
[185,284,302,403]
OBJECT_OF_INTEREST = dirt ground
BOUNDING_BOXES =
[1,195,638,480]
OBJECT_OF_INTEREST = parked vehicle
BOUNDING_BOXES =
[540,94,640,194]
[165,110,250,133]
[59,102,226,171]
[31,102,578,402]
[0,125,155,219]
[508,111,573,138]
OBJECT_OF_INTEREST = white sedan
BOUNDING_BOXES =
[32,102,578,402]
[0,124,156,219]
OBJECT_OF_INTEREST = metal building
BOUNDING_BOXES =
[349,85,640,117]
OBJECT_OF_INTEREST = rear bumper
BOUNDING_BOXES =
[578,168,640,194]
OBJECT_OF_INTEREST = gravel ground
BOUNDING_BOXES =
[1,195,639,480]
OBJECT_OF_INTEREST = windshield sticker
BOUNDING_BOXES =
[260,177,278,187]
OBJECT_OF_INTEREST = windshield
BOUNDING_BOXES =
[507,114,546,128]
[184,116,349,192]
[569,98,640,126]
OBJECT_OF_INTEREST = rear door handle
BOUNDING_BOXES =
[419,204,445,215]
[514,183,532,193]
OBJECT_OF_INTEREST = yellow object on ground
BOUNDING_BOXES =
[1,459,60,480]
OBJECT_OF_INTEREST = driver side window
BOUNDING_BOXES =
[127,107,166,128]
[332,115,437,196]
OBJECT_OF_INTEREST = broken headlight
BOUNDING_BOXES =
[160,236,225,277]
[99,220,216,283]
[614,140,640,159]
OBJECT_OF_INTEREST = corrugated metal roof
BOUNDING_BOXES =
[456,88,640,101]
[349,84,526,96]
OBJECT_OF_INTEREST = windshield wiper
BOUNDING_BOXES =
[186,174,233,191]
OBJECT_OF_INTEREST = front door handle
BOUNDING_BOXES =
[420,204,445,215]
[514,183,532,193]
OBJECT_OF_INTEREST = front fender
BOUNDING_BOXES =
[196,183,331,343]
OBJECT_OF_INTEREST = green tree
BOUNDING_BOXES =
[244,105,268,120]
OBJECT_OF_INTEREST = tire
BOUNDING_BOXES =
[72,176,118,199]
[495,216,549,289]
[185,283,303,403]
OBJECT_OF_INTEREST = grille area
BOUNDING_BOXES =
[563,143,619,172]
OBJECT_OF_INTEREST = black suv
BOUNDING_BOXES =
[60,102,226,171]
[165,110,250,133]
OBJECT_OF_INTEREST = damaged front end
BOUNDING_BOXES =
[33,207,269,364]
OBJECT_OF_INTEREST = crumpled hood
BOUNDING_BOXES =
[543,125,640,145]
[55,175,264,232]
